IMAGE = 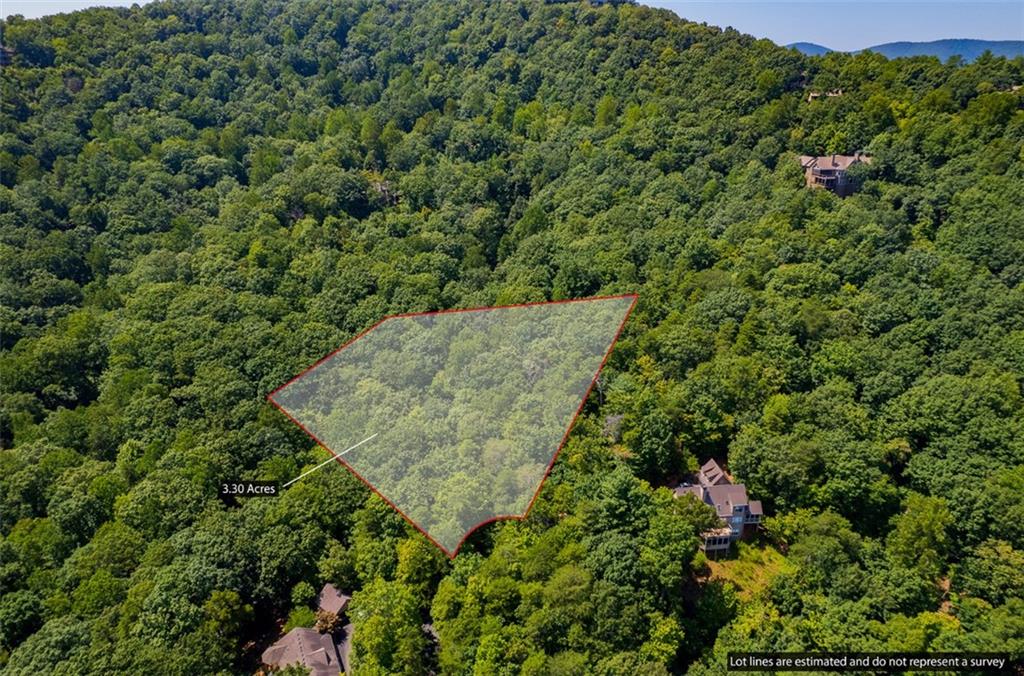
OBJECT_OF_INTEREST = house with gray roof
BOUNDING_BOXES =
[262,585,354,675]
[674,459,763,557]
[316,583,350,615]
[338,623,354,675]
[261,628,345,676]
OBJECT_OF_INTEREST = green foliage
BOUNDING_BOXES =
[290,581,315,609]
[886,493,952,579]
[0,590,41,650]
[283,606,316,633]
[1,0,1022,671]
[70,569,126,618]
[622,390,681,480]
[953,540,1024,606]
[350,578,427,674]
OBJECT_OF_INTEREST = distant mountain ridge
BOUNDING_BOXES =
[788,42,832,57]
[787,38,1024,61]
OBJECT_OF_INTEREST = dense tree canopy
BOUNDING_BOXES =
[1,0,1022,673]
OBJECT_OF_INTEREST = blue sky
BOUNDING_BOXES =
[648,1,1023,51]
[3,1,1022,52]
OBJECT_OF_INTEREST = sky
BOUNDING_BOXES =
[2,0,1022,52]
[648,1,1023,51]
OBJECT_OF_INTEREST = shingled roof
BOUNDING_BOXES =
[261,628,343,676]
[706,484,752,518]
[317,583,351,615]
[338,623,354,675]
[674,459,762,519]
[673,483,704,500]
[798,152,871,171]
[699,459,730,486]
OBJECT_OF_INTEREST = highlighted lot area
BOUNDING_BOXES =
[269,295,636,556]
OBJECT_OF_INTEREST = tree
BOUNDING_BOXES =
[953,540,1024,606]
[887,494,952,580]
[622,391,680,481]
[639,612,684,667]
[350,578,427,674]
[595,95,617,127]
[200,590,253,654]
[0,590,43,650]
[248,145,281,185]
[71,569,126,618]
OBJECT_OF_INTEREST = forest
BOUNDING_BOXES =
[0,0,1023,673]
[269,295,635,555]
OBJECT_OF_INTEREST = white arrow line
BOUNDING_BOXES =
[283,432,379,488]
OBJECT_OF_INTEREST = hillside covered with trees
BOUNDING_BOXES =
[1,0,1023,673]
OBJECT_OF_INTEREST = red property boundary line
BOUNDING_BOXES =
[266,293,639,558]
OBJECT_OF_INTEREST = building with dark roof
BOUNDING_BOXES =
[261,628,345,676]
[698,458,730,487]
[673,459,763,557]
[262,585,353,675]
[317,583,351,615]
[338,624,354,675]
[798,152,871,196]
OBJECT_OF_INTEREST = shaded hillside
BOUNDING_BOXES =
[787,41,832,56]
[868,38,1024,61]
[789,37,1024,61]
